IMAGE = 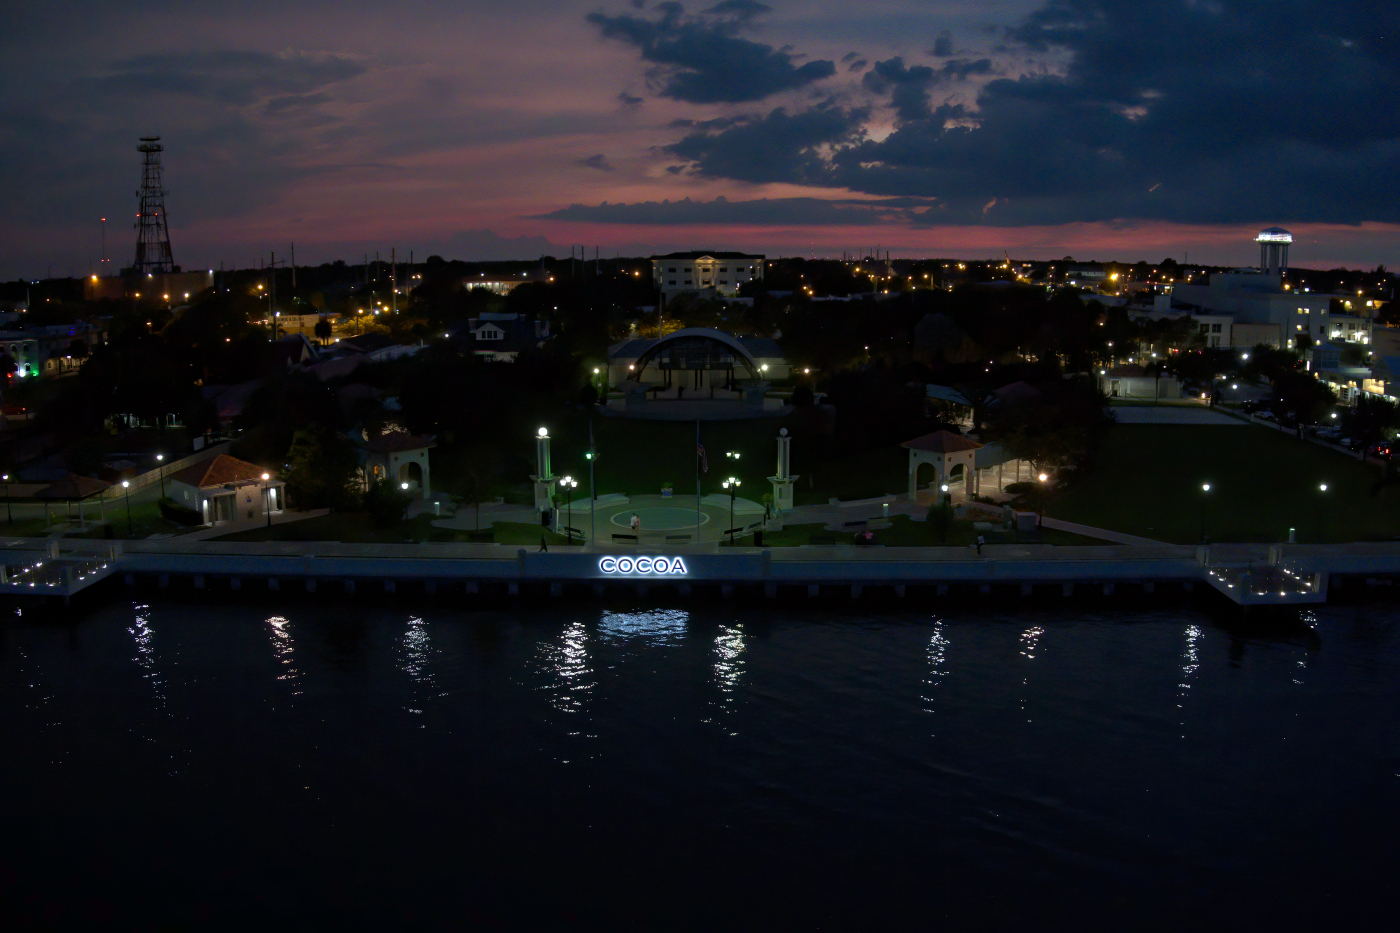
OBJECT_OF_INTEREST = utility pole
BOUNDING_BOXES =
[391,248,397,315]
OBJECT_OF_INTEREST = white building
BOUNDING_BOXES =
[651,251,764,301]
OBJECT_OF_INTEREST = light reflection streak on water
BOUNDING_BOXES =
[1178,624,1202,737]
[398,616,443,719]
[266,616,302,695]
[535,621,596,751]
[128,603,166,706]
[921,621,950,736]
[1019,625,1043,723]
[704,624,746,733]
[597,608,689,645]
[1294,612,1316,685]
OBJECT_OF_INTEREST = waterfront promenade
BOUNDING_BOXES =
[5,535,1399,607]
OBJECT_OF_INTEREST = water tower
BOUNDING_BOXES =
[1256,226,1292,278]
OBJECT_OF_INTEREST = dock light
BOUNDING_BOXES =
[538,427,548,437]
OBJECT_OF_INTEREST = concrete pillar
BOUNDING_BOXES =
[158,574,169,589]
[306,579,317,593]
[937,584,948,596]
[894,584,905,598]
[1143,582,1154,593]
[465,581,479,595]
[124,573,135,587]
[678,583,692,596]
[268,578,279,592]
[807,584,820,597]
[1020,583,1031,597]
[345,580,355,595]
[194,575,205,589]
[550,581,562,597]
[851,584,863,598]
[721,583,734,597]
[978,584,989,594]
[230,578,241,591]
[425,581,436,595]
[1103,583,1115,596]
[764,582,777,598]
[384,580,396,594]
[508,582,519,595]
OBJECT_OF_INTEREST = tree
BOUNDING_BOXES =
[282,429,362,511]
[313,318,333,345]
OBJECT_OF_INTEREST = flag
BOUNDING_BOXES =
[697,443,708,473]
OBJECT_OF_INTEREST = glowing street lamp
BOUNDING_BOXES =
[722,477,741,544]
[560,475,578,542]
[262,472,273,527]
[155,453,166,498]
[1200,482,1211,542]
[1,473,9,523]
[121,480,132,537]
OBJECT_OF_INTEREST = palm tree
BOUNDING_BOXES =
[313,317,333,346]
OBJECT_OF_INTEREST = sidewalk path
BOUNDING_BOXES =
[1038,516,1168,546]
[181,509,331,540]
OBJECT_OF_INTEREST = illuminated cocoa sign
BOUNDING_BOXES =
[598,556,688,576]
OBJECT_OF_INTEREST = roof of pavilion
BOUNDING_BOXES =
[900,430,983,454]
[36,474,112,501]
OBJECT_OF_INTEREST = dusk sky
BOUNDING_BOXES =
[4,0,1398,279]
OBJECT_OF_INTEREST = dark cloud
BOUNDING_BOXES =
[617,91,644,106]
[575,153,615,171]
[660,0,1400,228]
[538,194,936,226]
[92,50,365,107]
[665,103,867,184]
[932,29,954,57]
[847,58,868,73]
[587,3,836,103]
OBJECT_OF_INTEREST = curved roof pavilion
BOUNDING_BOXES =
[625,328,768,385]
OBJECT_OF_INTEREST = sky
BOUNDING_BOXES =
[2,0,1398,280]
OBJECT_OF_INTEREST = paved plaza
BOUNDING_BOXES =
[1110,405,1246,425]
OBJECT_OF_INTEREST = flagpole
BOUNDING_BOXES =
[696,420,702,541]
[589,415,596,546]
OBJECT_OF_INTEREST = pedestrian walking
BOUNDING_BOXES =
[976,534,985,555]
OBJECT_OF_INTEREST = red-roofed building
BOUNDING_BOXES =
[167,454,284,525]
[359,430,435,496]
[900,430,984,501]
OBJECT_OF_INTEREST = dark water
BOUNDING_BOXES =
[2,592,1398,930]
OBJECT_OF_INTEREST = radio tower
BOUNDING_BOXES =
[133,136,174,274]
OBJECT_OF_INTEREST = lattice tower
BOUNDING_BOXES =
[133,136,174,274]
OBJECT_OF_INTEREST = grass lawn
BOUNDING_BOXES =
[521,410,909,508]
[1048,423,1400,543]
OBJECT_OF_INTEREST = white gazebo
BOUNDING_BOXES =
[900,430,983,500]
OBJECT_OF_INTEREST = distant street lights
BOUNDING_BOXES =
[560,476,578,543]
[722,477,741,544]
[1200,482,1211,542]
[121,480,132,537]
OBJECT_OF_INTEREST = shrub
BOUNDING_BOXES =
[363,479,412,528]
[1004,481,1037,495]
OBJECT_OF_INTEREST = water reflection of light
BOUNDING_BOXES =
[266,616,302,694]
[536,620,595,733]
[1019,626,1044,660]
[1178,624,1201,736]
[705,624,746,733]
[597,608,688,644]
[921,621,950,735]
[128,602,165,705]
[1019,625,1043,723]
[399,616,442,719]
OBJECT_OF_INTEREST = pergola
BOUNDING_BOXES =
[36,474,113,530]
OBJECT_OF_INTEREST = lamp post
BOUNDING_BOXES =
[1200,482,1211,542]
[723,477,741,544]
[156,453,165,498]
[2,473,10,524]
[560,476,577,543]
[1317,482,1328,542]
[262,473,273,527]
[121,480,132,537]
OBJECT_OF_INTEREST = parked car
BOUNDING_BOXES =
[1254,411,1276,421]
[1368,443,1394,460]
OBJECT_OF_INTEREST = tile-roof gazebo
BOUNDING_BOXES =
[900,430,983,501]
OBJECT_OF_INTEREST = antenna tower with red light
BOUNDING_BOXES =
[133,136,174,274]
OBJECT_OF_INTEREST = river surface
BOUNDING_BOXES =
[2,593,1398,929]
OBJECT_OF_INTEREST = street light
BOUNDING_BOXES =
[121,480,132,537]
[722,477,741,543]
[262,472,273,527]
[1317,482,1328,542]
[1200,482,1211,542]
[2,473,9,524]
[560,475,577,543]
[155,453,165,499]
